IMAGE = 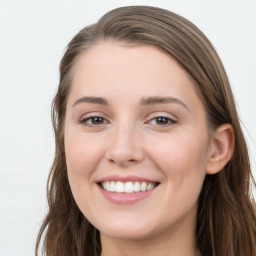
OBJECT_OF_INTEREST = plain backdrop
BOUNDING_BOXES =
[0,0,256,255]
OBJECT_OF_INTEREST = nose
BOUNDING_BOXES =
[105,122,145,166]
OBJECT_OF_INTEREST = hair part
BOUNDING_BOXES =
[36,6,256,256]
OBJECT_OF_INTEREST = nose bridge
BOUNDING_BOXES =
[106,117,144,165]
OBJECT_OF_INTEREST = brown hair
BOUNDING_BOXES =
[36,6,256,256]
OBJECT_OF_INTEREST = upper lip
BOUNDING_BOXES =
[97,175,160,183]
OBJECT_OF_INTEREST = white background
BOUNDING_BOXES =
[0,0,256,255]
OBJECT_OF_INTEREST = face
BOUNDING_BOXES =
[64,42,212,242]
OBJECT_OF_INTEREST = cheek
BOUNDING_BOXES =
[64,130,106,214]
[65,131,105,178]
[151,133,208,216]
[148,131,208,186]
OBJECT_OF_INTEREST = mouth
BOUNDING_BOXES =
[96,177,160,204]
[99,181,159,193]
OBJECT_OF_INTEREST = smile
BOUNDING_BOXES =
[101,181,158,193]
[97,176,160,204]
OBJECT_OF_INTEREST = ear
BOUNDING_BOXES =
[206,124,235,174]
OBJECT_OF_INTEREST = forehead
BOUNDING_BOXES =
[67,41,202,109]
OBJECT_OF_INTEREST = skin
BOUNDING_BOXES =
[64,41,233,256]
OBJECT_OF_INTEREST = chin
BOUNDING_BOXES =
[101,228,154,241]
[96,218,156,240]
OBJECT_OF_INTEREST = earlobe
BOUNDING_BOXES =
[206,124,235,175]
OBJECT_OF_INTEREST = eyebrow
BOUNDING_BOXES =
[73,96,109,107]
[140,96,189,111]
[72,96,189,111]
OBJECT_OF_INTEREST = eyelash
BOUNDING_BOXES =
[79,115,176,127]
[146,116,177,126]
[79,116,109,127]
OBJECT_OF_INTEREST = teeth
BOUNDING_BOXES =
[110,181,115,192]
[147,183,154,190]
[106,181,110,191]
[141,182,147,192]
[101,181,157,193]
[124,182,133,193]
[116,181,124,192]
[134,182,140,192]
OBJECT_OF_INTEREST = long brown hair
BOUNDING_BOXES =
[36,6,256,256]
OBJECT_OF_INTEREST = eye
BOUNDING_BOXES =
[79,116,109,126]
[147,116,176,126]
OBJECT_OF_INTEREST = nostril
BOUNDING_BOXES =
[105,135,145,165]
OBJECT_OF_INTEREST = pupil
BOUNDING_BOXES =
[157,117,168,124]
[92,117,103,124]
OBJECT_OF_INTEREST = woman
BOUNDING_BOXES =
[36,6,256,256]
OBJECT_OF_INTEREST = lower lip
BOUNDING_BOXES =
[98,185,158,204]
